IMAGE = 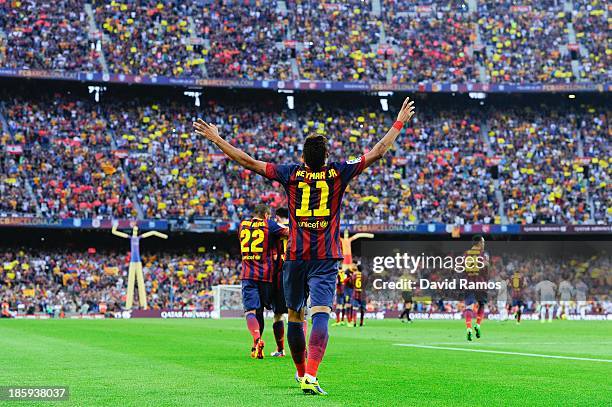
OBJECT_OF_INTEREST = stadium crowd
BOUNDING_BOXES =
[477,3,571,83]
[1,249,609,316]
[383,4,477,84]
[0,0,101,72]
[0,0,609,84]
[1,94,608,224]
[0,248,240,315]
[291,0,386,82]
[3,97,136,219]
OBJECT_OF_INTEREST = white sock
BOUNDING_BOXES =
[548,307,553,321]
[304,373,317,382]
[540,306,546,321]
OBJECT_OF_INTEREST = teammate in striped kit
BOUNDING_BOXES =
[463,235,489,341]
[194,96,416,395]
[238,205,288,359]
[271,208,289,357]
[351,265,366,327]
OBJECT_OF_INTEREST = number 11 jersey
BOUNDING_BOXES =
[264,156,366,261]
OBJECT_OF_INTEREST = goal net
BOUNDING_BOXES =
[211,285,242,319]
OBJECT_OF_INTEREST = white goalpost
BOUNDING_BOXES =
[211,285,242,319]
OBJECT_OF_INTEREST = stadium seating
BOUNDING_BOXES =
[0,0,609,83]
[3,97,136,219]
[1,94,608,224]
[1,249,608,314]
[0,249,240,313]
[383,3,478,84]
[0,0,101,72]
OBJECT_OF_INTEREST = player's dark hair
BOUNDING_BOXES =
[253,204,270,218]
[472,234,484,242]
[303,135,328,170]
[276,207,289,219]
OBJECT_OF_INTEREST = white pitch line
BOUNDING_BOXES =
[393,344,612,363]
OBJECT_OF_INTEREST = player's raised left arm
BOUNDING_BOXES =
[140,231,168,239]
[363,97,415,169]
[193,119,267,176]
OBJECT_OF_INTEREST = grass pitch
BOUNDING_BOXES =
[0,318,610,406]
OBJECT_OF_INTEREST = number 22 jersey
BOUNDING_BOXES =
[264,156,366,261]
[239,218,287,282]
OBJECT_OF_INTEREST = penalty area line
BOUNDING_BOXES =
[392,344,612,363]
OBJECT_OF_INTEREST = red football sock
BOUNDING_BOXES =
[465,309,473,329]
[305,313,329,378]
[476,306,484,325]
[335,309,340,323]
[246,313,260,344]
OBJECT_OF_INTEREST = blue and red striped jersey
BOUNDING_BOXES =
[239,218,287,282]
[264,156,366,261]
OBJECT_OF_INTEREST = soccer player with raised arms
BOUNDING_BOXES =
[194,97,415,395]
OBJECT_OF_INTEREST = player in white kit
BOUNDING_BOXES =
[574,278,589,320]
[557,276,574,319]
[534,278,557,323]
[496,273,509,321]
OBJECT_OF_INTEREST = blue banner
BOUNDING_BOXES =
[0,68,609,93]
[0,217,609,234]
[0,217,168,230]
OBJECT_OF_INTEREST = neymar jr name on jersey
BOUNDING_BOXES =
[294,168,339,180]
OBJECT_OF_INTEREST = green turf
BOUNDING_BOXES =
[0,319,610,406]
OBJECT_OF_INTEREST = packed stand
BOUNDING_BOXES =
[0,95,608,224]
[0,0,610,84]
[2,249,608,316]
[295,106,496,224]
[487,106,608,224]
[579,107,610,223]
[93,0,204,77]
[290,0,387,82]
[107,99,299,220]
[572,0,610,83]
[198,0,293,80]
[478,2,573,83]
[3,96,136,219]
[0,248,240,315]
[0,132,38,216]
[0,0,101,72]
[383,2,477,83]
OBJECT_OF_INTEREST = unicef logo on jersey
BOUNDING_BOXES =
[298,219,329,230]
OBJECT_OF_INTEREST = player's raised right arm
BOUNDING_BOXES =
[363,97,415,169]
[193,119,267,176]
